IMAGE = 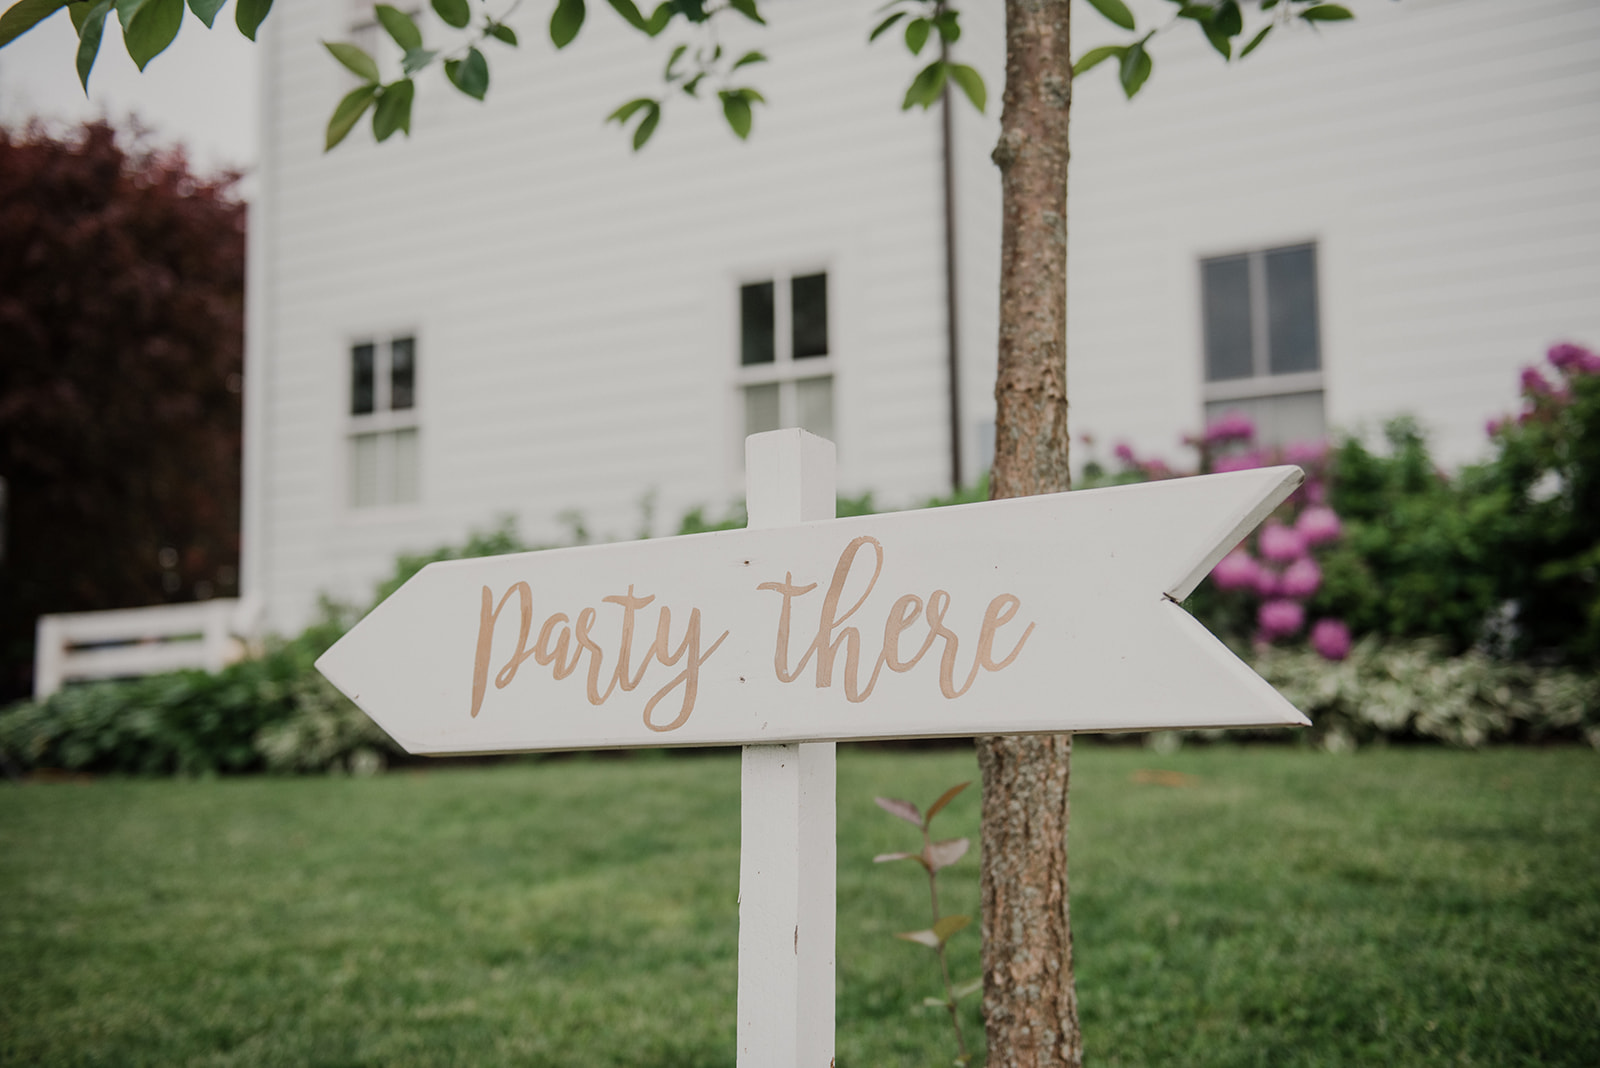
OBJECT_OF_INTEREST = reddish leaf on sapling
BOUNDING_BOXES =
[874,796,923,827]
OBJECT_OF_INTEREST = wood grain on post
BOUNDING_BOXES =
[982,2,1081,1066]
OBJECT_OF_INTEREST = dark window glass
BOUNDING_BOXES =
[1201,256,1253,382]
[390,337,416,410]
[740,282,775,366]
[351,343,375,415]
[1265,245,1320,375]
[791,273,828,359]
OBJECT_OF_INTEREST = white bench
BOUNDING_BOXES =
[33,599,262,699]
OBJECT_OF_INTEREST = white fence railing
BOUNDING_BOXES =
[34,599,262,700]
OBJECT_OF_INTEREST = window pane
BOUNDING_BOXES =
[390,337,416,410]
[740,282,775,366]
[791,273,828,359]
[390,427,419,505]
[351,343,376,415]
[1265,245,1320,375]
[1201,256,1253,382]
[350,432,380,507]
[796,376,834,442]
[1203,391,1325,450]
[744,382,781,438]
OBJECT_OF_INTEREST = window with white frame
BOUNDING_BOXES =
[736,271,834,446]
[1200,243,1326,446]
[348,335,419,508]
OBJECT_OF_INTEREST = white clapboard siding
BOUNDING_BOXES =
[249,0,1004,635]
[1065,0,1600,468]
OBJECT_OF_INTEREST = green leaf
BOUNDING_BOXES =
[114,0,149,30]
[868,10,903,42]
[1072,44,1124,76]
[324,40,380,82]
[606,96,654,123]
[932,913,971,944]
[719,88,751,139]
[234,0,269,40]
[121,0,181,70]
[901,59,946,109]
[681,70,703,95]
[924,781,971,823]
[947,63,984,112]
[372,77,414,141]
[903,16,928,55]
[1239,22,1270,57]
[430,0,468,28]
[1086,0,1135,31]
[73,0,111,89]
[374,3,421,50]
[0,0,72,48]
[549,0,583,47]
[444,45,487,99]
[401,46,435,74]
[1203,24,1230,60]
[486,21,516,45]
[726,0,762,24]
[664,41,685,77]
[729,48,764,71]
[185,0,223,28]
[606,0,646,30]
[631,100,659,149]
[69,1,92,33]
[1118,40,1152,98]
[1214,0,1241,36]
[933,9,958,43]
[325,83,378,150]
[643,1,671,35]
[1301,3,1353,20]
[1261,0,1279,8]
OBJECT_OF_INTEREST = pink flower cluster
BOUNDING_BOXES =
[1196,419,1350,658]
[1491,342,1600,435]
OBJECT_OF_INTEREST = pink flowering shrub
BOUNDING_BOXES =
[1084,340,1600,668]
[1100,412,1351,658]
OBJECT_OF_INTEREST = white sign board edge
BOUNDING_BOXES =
[315,465,1312,755]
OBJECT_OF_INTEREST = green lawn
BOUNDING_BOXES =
[2,745,1596,1066]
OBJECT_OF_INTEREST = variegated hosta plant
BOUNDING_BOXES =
[875,781,981,1068]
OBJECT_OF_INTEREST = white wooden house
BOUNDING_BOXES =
[244,0,1600,634]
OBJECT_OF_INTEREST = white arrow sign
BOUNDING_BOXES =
[316,464,1310,754]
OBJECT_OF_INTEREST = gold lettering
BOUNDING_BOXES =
[977,593,1034,671]
[603,585,658,693]
[759,538,1034,704]
[924,590,980,699]
[533,613,579,679]
[471,582,534,718]
[756,572,819,682]
[812,536,883,697]
[642,608,730,732]
[574,607,615,707]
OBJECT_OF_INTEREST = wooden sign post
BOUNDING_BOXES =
[316,429,1310,1067]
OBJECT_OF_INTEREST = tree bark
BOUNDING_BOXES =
[979,2,1080,1066]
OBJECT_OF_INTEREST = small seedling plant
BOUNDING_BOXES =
[875,781,981,1067]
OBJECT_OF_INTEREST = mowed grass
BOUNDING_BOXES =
[1,745,1596,1067]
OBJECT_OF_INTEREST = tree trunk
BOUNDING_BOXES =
[979,2,1080,1066]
